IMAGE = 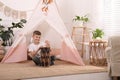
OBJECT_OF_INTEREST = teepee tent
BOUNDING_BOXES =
[1,0,84,65]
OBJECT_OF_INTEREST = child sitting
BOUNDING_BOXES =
[27,30,55,66]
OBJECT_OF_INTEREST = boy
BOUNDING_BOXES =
[28,30,55,66]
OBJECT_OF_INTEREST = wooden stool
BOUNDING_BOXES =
[0,46,5,62]
[0,54,4,61]
[71,26,91,58]
[89,40,107,66]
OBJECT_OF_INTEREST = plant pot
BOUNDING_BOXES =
[73,21,84,27]
[93,37,102,41]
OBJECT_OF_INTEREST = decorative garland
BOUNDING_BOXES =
[0,1,27,19]
[43,0,53,5]
[0,0,54,18]
[42,0,53,14]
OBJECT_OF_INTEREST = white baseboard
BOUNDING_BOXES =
[24,72,111,80]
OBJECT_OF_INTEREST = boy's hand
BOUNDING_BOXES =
[32,51,36,55]
[45,40,50,47]
[28,51,36,58]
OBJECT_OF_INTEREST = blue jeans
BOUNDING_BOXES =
[32,55,55,66]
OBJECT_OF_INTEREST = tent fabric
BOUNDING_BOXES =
[1,0,85,66]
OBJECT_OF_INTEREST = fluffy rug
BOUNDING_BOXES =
[0,60,107,80]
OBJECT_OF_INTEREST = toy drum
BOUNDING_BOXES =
[40,47,51,67]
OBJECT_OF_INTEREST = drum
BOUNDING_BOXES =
[40,47,51,67]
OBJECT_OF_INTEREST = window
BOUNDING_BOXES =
[104,0,120,38]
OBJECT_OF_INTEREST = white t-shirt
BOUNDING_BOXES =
[28,42,46,52]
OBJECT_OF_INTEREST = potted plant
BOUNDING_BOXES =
[0,18,27,46]
[92,28,104,40]
[73,15,89,26]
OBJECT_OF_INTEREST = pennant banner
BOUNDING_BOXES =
[4,6,11,17]
[0,2,4,7]
[12,10,19,19]
[0,1,27,19]
[0,2,4,11]
[19,11,27,19]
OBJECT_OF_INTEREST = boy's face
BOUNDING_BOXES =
[32,34,41,44]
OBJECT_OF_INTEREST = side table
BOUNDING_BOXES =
[89,40,107,66]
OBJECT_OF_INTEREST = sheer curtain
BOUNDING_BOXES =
[104,0,120,39]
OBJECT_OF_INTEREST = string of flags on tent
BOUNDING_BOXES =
[0,0,53,19]
[0,1,27,19]
[42,0,53,15]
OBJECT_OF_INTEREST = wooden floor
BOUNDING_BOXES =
[0,60,108,80]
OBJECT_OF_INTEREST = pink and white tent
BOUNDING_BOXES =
[1,0,85,66]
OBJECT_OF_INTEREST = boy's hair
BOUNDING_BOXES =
[33,30,41,35]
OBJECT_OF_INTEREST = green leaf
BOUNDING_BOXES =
[20,19,27,23]
[0,18,27,46]
[92,28,104,39]
[0,18,2,21]
[73,15,89,23]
